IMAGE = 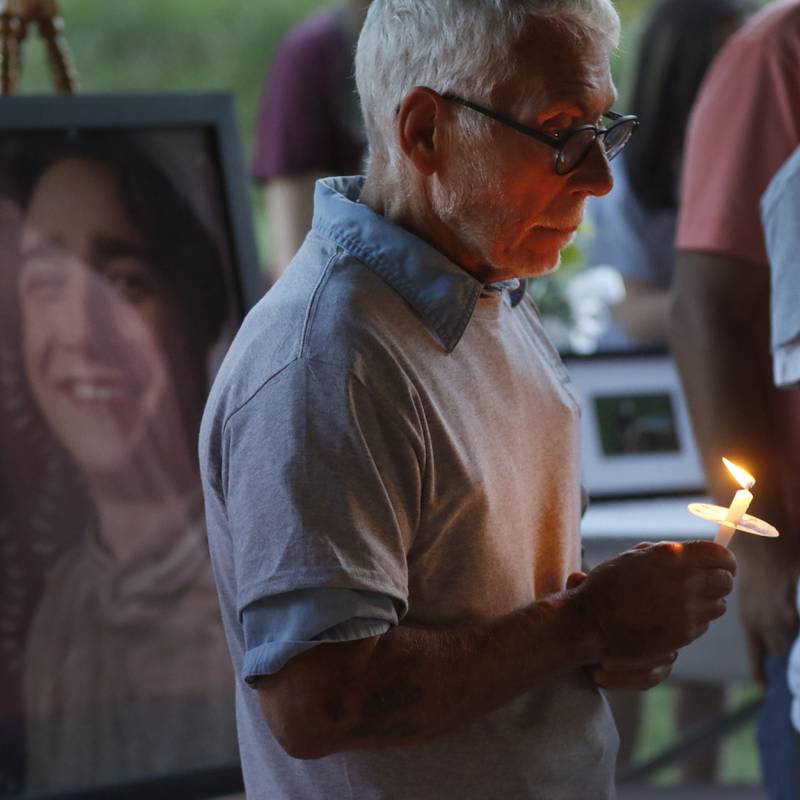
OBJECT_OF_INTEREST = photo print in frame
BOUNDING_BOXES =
[0,93,261,800]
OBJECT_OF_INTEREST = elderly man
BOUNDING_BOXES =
[200,2,736,797]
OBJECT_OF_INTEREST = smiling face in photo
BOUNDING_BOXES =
[18,158,170,477]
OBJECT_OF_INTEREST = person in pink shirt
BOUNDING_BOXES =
[671,1,800,795]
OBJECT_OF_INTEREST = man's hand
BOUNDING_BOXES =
[566,571,677,690]
[570,541,736,665]
[590,653,677,691]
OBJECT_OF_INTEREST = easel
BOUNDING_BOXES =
[0,0,77,94]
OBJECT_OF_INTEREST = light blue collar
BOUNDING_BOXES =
[313,176,488,352]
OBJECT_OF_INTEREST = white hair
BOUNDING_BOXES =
[355,0,620,173]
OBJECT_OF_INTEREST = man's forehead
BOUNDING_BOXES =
[539,70,618,115]
[494,63,616,121]
[502,18,616,113]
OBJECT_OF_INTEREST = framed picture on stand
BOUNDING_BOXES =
[0,93,260,799]
[564,349,705,500]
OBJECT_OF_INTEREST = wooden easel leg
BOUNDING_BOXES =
[0,14,25,95]
[38,15,76,93]
[0,1,79,95]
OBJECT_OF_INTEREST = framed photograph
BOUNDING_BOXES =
[564,351,706,499]
[0,94,261,799]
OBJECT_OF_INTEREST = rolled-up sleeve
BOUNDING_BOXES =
[242,587,398,682]
[221,355,422,684]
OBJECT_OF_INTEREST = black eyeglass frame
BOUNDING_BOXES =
[441,93,639,175]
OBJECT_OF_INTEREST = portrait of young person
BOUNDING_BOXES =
[0,129,241,795]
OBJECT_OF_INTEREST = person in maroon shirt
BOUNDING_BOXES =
[252,2,370,280]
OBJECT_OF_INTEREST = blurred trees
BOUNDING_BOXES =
[15,0,330,156]
[17,0,652,157]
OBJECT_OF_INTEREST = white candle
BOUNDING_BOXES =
[715,488,753,547]
[714,458,756,548]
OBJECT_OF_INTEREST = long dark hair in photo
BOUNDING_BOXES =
[0,131,231,792]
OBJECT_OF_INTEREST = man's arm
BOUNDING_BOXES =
[255,541,734,759]
[670,251,800,679]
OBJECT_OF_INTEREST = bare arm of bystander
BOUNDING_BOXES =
[264,171,327,280]
[670,250,800,682]
[614,278,671,342]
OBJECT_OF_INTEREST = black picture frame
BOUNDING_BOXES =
[0,92,262,315]
[0,93,258,800]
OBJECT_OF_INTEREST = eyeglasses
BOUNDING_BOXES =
[442,94,639,176]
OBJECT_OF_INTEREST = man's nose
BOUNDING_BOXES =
[571,141,614,198]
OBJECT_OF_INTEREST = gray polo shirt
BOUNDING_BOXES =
[199,176,618,799]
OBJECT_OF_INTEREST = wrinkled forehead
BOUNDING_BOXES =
[495,18,617,115]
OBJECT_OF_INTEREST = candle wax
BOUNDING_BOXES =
[715,489,753,547]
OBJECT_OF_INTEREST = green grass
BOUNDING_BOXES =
[720,684,763,783]
[632,682,762,787]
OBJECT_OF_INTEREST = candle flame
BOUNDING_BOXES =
[722,457,755,490]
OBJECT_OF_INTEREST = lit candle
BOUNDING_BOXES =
[688,458,778,543]
[714,457,755,548]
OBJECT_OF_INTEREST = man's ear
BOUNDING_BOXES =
[396,87,451,177]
